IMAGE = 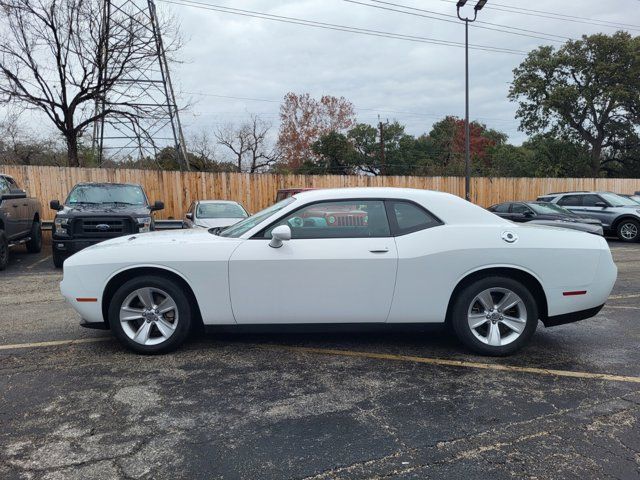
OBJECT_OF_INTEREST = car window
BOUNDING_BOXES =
[0,177,10,195]
[491,203,511,213]
[511,203,533,214]
[262,200,390,239]
[197,202,247,219]
[219,197,295,238]
[537,196,555,202]
[582,194,604,207]
[558,194,583,206]
[5,177,18,189]
[388,200,441,234]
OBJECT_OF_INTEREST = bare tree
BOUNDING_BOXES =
[215,115,278,173]
[0,0,180,167]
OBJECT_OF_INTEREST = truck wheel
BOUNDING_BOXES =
[52,249,65,268]
[616,219,640,242]
[0,230,8,271]
[26,219,42,253]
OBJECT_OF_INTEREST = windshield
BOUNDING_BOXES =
[197,202,247,219]
[218,197,295,238]
[66,184,147,206]
[599,192,638,207]
[529,202,574,215]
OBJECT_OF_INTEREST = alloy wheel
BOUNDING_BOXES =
[119,287,179,346]
[467,287,527,347]
[620,222,638,240]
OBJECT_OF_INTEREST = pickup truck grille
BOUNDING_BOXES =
[334,215,366,227]
[72,218,135,237]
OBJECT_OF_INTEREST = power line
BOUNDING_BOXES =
[157,0,527,55]
[435,0,640,32]
[347,0,569,43]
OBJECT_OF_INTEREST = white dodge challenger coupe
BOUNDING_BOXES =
[60,188,617,356]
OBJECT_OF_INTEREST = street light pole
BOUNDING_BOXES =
[456,0,486,202]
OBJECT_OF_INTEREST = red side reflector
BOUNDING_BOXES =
[563,291,587,296]
[76,298,98,302]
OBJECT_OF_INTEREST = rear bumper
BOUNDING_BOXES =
[542,304,604,327]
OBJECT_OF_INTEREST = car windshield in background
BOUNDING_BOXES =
[217,197,295,238]
[599,193,639,207]
[66,185,147,206]
[197,203,247,219]
[529,202,575,215]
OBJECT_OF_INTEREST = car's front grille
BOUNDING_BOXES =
[334,215,365,227]
[72,218,135,237]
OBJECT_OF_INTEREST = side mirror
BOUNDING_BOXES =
[523,211,534,217]
[185,212,193,220]
[594,202,607,208]
[50,199,62,211]
[269,225,291,248]
[151,200,164,212]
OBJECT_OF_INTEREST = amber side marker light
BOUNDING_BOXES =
[563,291,587,296]
[76,298,98,302]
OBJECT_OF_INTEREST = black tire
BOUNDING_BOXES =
[451,276,538,356]
[52,249,65,268]
[25,219,42,253]
[108,275,192,354]
[616,219,640,243]
[0,229,8,271]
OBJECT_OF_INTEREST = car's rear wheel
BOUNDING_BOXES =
[0,230,8,271]
[108,275,191,354]
[26,219,42,253]
[616,219,640,242]
[451,276,538,356]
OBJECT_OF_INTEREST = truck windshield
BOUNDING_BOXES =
[66,184,147,206]
[218,198,295,238]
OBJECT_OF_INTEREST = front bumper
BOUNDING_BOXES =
[52,237,104,257]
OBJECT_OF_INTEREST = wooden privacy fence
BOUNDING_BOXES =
[2,165,640,221]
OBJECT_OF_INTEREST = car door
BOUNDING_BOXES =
[228,199,398,324]
[0,176,21,239]
[5,176,29,235]
[489,203,512,220]
[580,194,615,228]
[557,194,585,215]
[510,203,535,222]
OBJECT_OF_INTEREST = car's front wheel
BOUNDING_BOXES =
[108,275,192,354]
[616,219,640,242]
[451,276,538,356]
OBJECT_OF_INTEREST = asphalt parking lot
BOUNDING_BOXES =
[1,242,640,480]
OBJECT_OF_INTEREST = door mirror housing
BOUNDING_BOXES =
[269,225,291,248]
[50,199,62,211]
[594,202,608,208]
[1,189,26,200]
[185,212,193,220]
[523,210,534,217]
[151,200,164,212]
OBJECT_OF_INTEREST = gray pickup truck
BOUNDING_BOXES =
[0,174,42,270]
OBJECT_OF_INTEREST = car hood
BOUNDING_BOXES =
[194,218,243,229]
[59,204,151,217]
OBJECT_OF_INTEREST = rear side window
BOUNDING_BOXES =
[537,196,554,202]
[491,203,511,213]
[387,200,442,235]
[558,195,583,206]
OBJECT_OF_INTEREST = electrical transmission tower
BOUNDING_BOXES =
[92,0,190,170]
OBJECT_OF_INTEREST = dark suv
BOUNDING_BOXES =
[50,183,164,267]
[537,191,640,242]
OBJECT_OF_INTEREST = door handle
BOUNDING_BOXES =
[369,248,389,253]
[12,204,18,208]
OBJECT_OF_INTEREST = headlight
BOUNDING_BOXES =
[54,217,69,237]
[136,216,152,233]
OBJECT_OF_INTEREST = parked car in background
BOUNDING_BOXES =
[275,188,315,202]
[537,191,640,242]
[61,187,616,357]
[621,194,640,205]
[0,174,42,270]
[487,201,603,235]
[50,182,164,268]
[183,200,248,230]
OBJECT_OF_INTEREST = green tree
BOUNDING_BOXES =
[509,31,640,176]
[309,131,356,175]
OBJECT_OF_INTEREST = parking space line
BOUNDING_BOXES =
[26,254,52,269]
[604,305,640,310]
[266,345,640,384]
[609,293,640,300]
[0,337,111,351]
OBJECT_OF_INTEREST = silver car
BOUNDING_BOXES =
[183,200,248,230]
[537,191,640,242]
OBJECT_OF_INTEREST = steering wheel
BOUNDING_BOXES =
[288,217,304,228]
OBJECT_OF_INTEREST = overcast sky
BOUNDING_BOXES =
[164,0,638,147]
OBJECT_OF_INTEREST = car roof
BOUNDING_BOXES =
[73,182,143,187]
[197,200,241,205]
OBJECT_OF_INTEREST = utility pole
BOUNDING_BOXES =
[378,116,386,176]
[456,0,487,201]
